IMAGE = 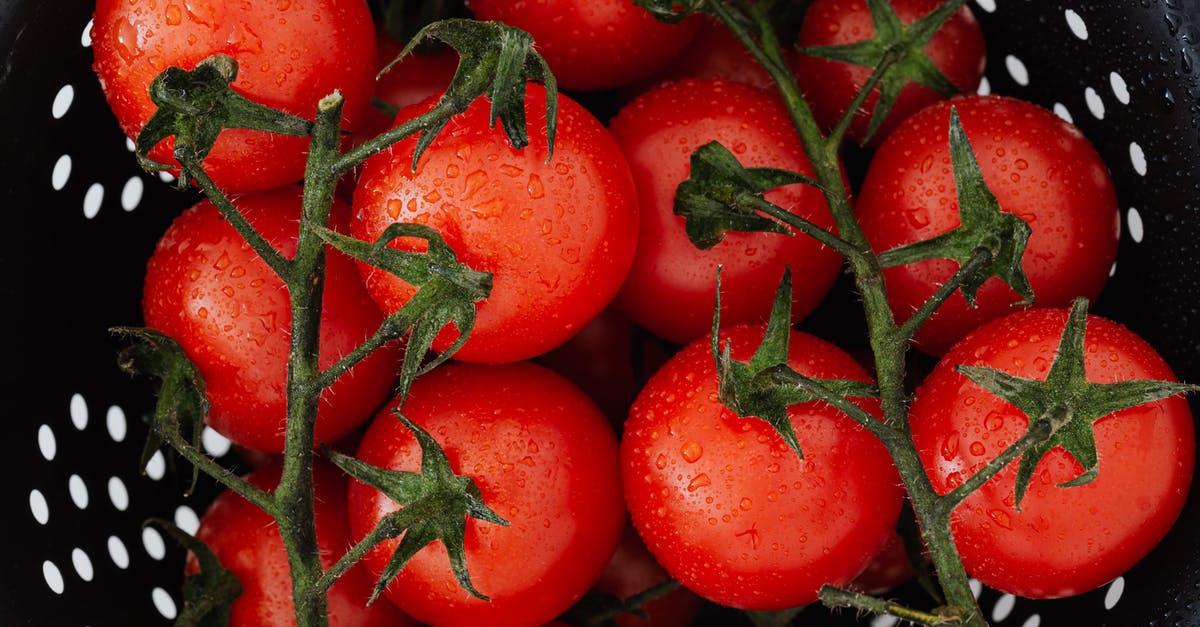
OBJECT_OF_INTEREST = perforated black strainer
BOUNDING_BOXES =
[3,1,1199,625]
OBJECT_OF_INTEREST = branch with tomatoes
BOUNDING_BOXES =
[92,0,1198,626]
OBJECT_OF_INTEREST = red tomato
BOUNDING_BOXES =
[594,525,703,627]
[909,308,1195,598]
[621,324,904,610]
[142,186,400,453]
[347,361,626,627]
[856,95,1120,355]
[850,530,917,595]
[609,78,842,346]
[188,462,415,627]
[351,84,639,364]
[91,0,376,192]
[464,0,700,91]
[792,0,986,145]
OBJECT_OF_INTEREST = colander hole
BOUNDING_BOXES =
[992,593,1016,622]
[68,475,89,510]
[1109,260,1118,278]
[969,578,983,599]
[124,137,135,152]
[107,536,130,570]
[145,450,166,481]
[1084,86,1106,120]
[871,615,898,627]
[52,85,74,120]
[121,176,145,212]
[1103,576,1125,610]
[1052,103,1074,124]
[69,394,88,430]
[1022,615,1041,627]
[82,19,94,48]
[72,548,95,583]
[201,427,232,457]
[42,561,65,595]
[52,155,72,191]
[1128,208,1145,243]
[973,0,995,14]
[29,489,49,525]
[152,587,178,620]
[1109,72,1130,104]
[174,505,201,535]
[83,183,104,220]
[142,526,166,561]
[108,476,130,512]
[106,405,127,442]
[977,76,992,96]
[1129,142,1147,176]
[38,424,57,461]
[1064,9,1088,40]
[1004,54,1030,86]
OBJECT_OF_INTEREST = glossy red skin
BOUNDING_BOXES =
[909,308,1195,598]
[351,84,639,364]
[622,324,904,610]
[465,0,699,91]
[91,0,376,192]
[142,186,400,452]
[857,95,1121,356]
[348,361,626,627]
[188,463,414,627]
[792,0,986,145]
[609,79,842,346]
[595,525,703,627]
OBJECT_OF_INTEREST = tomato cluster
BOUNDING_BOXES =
[93,0,1195,625]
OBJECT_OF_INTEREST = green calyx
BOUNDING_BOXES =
[324,412,507,603]
[147,518,242,627]
[633,0,706,23]
[956,298,1200,509]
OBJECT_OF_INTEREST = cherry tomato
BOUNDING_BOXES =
[91,0,377,192]
[142,186,400,453]
[622,324,904,610]
[791,0,986,145]
[350,83,639,364]
[856,94,1121,355]
[465,0,700,91]
[909,307,1195,598]
[347,361,626,627]
[188,462,415,627]
[609,78,842,346]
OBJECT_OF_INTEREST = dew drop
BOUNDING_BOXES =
[687,473,712,492]
[680,441,703,463]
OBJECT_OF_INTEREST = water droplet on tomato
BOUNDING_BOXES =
[969,441,986,456]
[989,509,1012,529]
[445,164,460,178]
[687,473,711,492]
[463,170,488,199]
[739,498,752,511]
[680,441,703,463]
[527,173,545,199]
[905,208,930,228]
[941,432,960,460]
[984,412,1005,431]
[165,4,183,25]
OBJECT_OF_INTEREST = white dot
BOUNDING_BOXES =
[1052,102,1074,124]
[68,474,90,510]
[153,587,179,620]
[38,424,57,461]
[146,450,167,480]
[202,427,232,457]
[52,155,72,191]
[143,526,167,560]
[1109,260,1118,278]
[1130,142,1147,176]
[83,183,105,219]
[108,536,130,569]
[175,505,201,535]
[1022,615,1041,627]
[1085,87,1106,119]
[43,561,65,595]
[871,616,899,627]
[973,0,996,13]
[108,476,130,511]
[1064,9,1088,40]
[125,137,136,152]
[121,176,144,211]
[106,405,127,442]
[1127,208,1145,243]
[1005,55,1030,86]
[1104,576,1126,609]
[969,578,983,599]
[1110,72,1131,105]
[159,171,178,184]
[29,489,50,525]
[82,19,94,47]
[69,394,88,430]
[992,593,1016,622]
[976,76,992,96]
[72,548,95,582]
[52,85,75,119]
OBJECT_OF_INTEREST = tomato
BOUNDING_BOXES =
[91,0,377,192]
[609,78,842,346]
[909,307,1195,598]
[358,31,459,140]
[850,530,917,595]
[350,83,639,364]
[621,324,904,610]
[464,0,700,91]
[142,186,401,453]
[347,361,626,627]
[592,525,703,627]
[856,95,1120,355]
[188,462,415,627]
[791,0,986,145]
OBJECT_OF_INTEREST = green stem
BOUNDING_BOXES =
[750,196,858,258]
[188,166,291,279]
[896,248,993,341]
[820,585,958,626]
[768,368,888,441]
[825,49,901,149]
[155,423,274,513]
[936,413,1054,514]
[332,100,458,175]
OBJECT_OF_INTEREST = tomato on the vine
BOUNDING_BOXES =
[592,525,704,627]
[142,186,401,453]
[622,324,904,610]
[909,307,1195,598]
[351,83,639,364]
[856,94,1121,355]
[91,0,377,192]
[347,361,626,627]
[609,78,843,346]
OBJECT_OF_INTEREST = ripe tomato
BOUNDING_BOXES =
[621,324,904,610]
[909,307,1195,598]
[791,0,986,145]
[188,462,414,627]
[350,83,639,364]
[464,0,700,91]
[609,78,842,346]
[347,361,626,627]
[91,0,377,192]
[856,95,1120,355]
[142,186,400,453]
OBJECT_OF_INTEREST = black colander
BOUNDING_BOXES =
[3,1,1199,625]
